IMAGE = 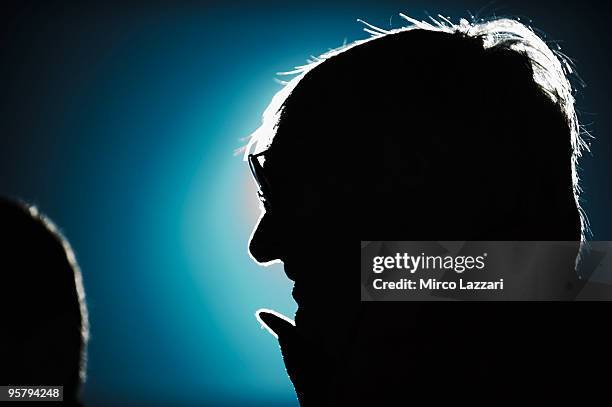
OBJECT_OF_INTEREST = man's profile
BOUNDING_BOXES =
[243,16,603,405]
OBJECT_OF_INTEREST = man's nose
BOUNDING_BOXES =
[248,213,285,264]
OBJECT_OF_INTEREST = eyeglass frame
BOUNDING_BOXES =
[248,151,273,210]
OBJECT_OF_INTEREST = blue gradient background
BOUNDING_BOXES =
[0,1,610,405]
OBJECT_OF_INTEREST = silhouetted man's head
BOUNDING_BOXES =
[247,19,585,248]
[246,16,587,404]
[0,198,88,404]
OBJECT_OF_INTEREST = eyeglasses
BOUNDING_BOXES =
[248,151,272,210]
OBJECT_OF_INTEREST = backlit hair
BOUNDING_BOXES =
[241,15,590,240]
